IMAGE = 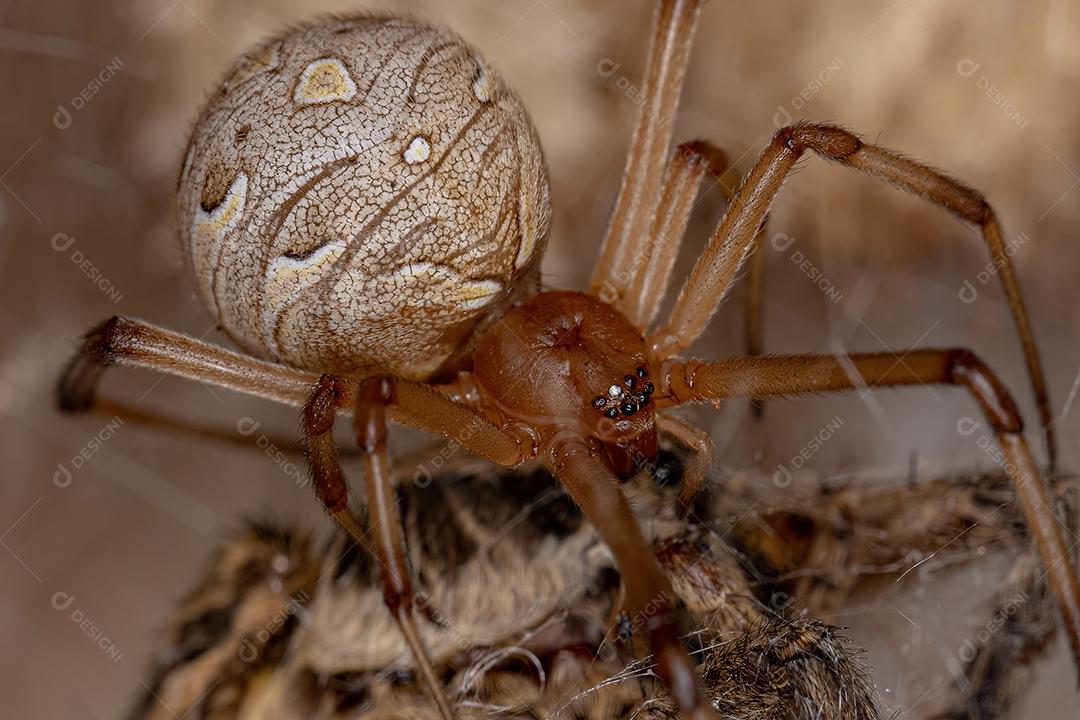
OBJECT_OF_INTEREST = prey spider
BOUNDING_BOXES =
[132,449,884,720]
[58,1,1080,718]
[130,448,1074,719]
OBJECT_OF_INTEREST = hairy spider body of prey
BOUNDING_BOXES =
[57,1,1080,718]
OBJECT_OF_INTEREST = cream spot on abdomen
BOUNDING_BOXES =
[514,190,538,270]
[472,61,495,103]
[387,262,504,311]
[262,239,347,354]
[191,171,248,308]
[456,277,505,309]
[294,58,357,105]
[403,136,432,164]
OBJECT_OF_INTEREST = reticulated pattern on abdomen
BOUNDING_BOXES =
[176,14,551,379]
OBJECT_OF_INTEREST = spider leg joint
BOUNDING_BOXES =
[774,123,862,160]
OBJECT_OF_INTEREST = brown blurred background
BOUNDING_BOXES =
[2,0,1079,717]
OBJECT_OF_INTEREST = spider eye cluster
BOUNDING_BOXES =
[591,366,654,417]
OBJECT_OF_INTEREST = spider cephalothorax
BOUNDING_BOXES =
[472,290,659,476]
[59,0,1080,718]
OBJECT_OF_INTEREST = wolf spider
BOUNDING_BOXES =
[58,0,1079,717]
[131,450,881,720]
[130,450,1074,719]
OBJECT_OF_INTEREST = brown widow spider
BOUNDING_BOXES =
[58,1,1080,718]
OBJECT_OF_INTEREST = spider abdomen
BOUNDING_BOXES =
[177,15,551,379]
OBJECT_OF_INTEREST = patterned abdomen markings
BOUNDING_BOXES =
[177,15,551,378]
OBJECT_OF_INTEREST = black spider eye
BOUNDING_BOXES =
[623,375,636,389]
[604,406,619,418]
[636,366,648,378]
[643,381,655,395]
[620,400,637,416]
[592,396,607,409]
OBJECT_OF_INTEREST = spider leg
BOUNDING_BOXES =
[753,470,1072,615]
[744,228,768,420]
[622,141,729,328]
[57,317,532,467]
[615,136,769,368]
[780,473,1019,614]
[391,377,534,467]
[619,136,770,416]
[57,316,319,410]
[658,349,1080,676]
[934,546,1059,720]
[757,470,1075,719]
[82,397,311,456]
[589,0,705,303]
[650,123,1055,467]
[357,378,459,720]
[549,437,718,720]
[302,375,456,720]
[656,411,715,515]
[932,475,1072,719]
[744,228,767,361]
[728,466,1074,718]
[58,318,537,718]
